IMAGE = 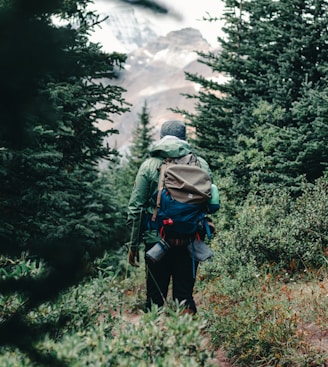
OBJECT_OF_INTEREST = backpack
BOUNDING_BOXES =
[150,153,212,240]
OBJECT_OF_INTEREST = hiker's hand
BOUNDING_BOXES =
[128,249,140,267]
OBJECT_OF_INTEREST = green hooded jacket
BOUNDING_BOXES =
[127,136,212,250]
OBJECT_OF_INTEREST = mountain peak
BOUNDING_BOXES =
[101,27,216,157]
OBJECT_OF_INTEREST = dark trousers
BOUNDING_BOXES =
[144,243,198,313]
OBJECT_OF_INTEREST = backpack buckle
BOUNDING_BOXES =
[163,218,173,226]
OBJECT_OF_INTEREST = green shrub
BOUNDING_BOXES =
[197,178,328,366]
[0,252,121,366]
[102,307,214,367]
[222,178,328,271]
[0,250,218,367]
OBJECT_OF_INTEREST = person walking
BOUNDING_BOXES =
[127,120,213,315]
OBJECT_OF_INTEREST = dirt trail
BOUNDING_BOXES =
[200,322,234,366]
[209,348,234,367]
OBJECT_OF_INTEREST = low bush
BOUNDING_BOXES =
[103,307,214,367]
[196,177,328,366]
[0,251,217,367]
[215,178,328,272]
[198,264,328,366]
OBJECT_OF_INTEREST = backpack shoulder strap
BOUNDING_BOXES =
[151,158,172,222]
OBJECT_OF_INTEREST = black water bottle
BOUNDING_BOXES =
[146,239,170,262]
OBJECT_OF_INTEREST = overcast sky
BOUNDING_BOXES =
[145,0,225,45]
[89,0,225,51]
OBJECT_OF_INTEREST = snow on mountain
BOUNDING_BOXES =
[91,4,159,53]
[100,26,218,157]
[104,5,158,52]
[93,6,221,157]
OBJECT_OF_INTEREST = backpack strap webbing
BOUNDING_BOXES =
[151,158,172,222]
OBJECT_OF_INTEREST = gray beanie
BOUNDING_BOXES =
[160,120,186,140]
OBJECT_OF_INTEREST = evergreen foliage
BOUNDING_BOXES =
[181,0,328,197]
[129,100,155,169]
[1,0,328,364]
[107,100,155,215]
[0,0,129,364]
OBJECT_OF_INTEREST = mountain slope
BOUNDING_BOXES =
[103,27,217,155]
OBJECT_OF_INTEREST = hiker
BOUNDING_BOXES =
[127,120,214,315]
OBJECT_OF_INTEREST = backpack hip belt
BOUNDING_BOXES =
[166,236,196,247]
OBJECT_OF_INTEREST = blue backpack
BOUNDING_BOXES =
[150,153,213,240]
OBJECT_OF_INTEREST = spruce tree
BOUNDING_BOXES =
[182,0,328,196]
[0,0,129,363]
[129,100,155,170]
[109,100,155,210]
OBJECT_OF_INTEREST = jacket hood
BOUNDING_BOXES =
[150,135,192,158]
